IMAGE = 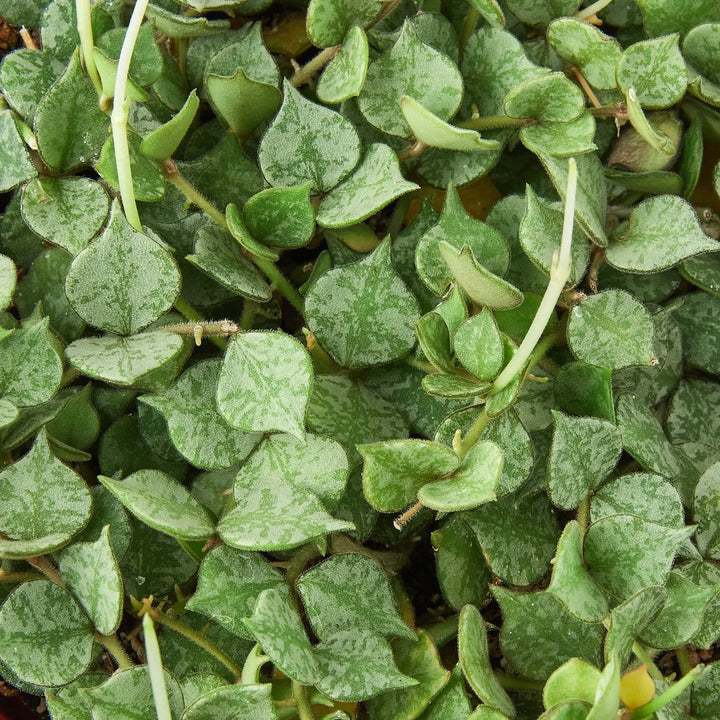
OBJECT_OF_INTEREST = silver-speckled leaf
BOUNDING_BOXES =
[258,79,361,193]
[317,143,418,228]
[520,111,597,158]
[217,331,313,440]
[695,461,720,560]
[317,26,369,104]
[504,72,584,123]
[181,683,276,720]
[358,21,463,138]
[306,0,380,47]
[504,0,581,26]
[0,111,37,192]
[305,238,420,368]
[453,309,504,381]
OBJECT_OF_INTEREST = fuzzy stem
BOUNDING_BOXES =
[577,496,591,541]
[19,27,38,50]
[676,645,693,676]
[143,614,172,720]
[292,681,314,720]
[629,665,704,720]
[0,570,42,583]
[491,157,577,393]
[96,633,135,671]
[575,0,615,21]
[241,643,270,685]
[75,0,102,94]
[397,140,428,162]
[394,501,424,530]
[368,0,403,28]
[27,556,64,586]
[111,0,150,231]
[239,300,257,331]
[290,45,341,87]
[253,256,305,314]
[457,115,533,131]
[455,408,490,461]
[632,642,663,681]
[589,103,627,119]
[149,608,242,679]
[459,6,480,57]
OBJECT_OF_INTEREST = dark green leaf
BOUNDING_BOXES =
[672,292,720,375]
[554,362,615,422]
[0,49,62,124]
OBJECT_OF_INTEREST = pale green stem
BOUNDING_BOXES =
[75,0,102,94]
[457,114,532,131]
[575,0,615,21]
[455,408,490,461]
[491,157,577,393]
[629,665,704,720]
[96,633,134,671]
[253,256,305,314]
[459,6,479,58]
[150,608,242,679]
[241,643,270,685]
[143,614,172,720]
[290,45,341,88]
[632,642,663,681]
[112,0,151,231]
[239,300,257,331]
[495,675,545,691]
[676,645,692,676]
[292,681,314,720]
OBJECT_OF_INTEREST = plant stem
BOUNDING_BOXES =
[241,643,270,685]
[0,570,42,583]
[290,45,341,87]
[577,495,590,541]
[111,0,150,231]
[589,102,627,119]
[27,556,64,586]
[143,614,172,720]
[387,194,412,239]
[676,645,692,676]
[422,615,459,647]
[455,408,490,461]
[292,681,314,720]
[629,664,704,720]
[459,6,479,59]
[632,642,663,681]
[149,607,242,679]
[239,300,257,331]
[368,0,403,29]
[253,256,305,314]
[397,140,428,162]
[457,115,532,131]
[394,501,424,530]
[75,0,102,94]
[96,633,135,671]
[495,675,545,691]
[491,157,577,393]
[285,543,322,587]
[575,0,615,21]
[19,27,38,50]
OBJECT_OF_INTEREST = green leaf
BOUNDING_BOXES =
[520,187,590,288]
[504,73,584,123]
[535,151,607,247]
[416,184,510,296]
[315,629,417,701]
[181,683,274,720]
[259,79,361,193]
[359,439,457,512]
[606,195,717,273]
[65,202,180,335]
[493,586,603,681]
[96,22,161,87]
[544,658,601,709]
[305,238,420,368]
[567,290,655,370]
[186,545,283,639]
[548,411,621,510]
[145,3,229,37]
[680,253,720,296]
[0,49,63,124]
[99,470,215,541]
[432,515,491,611]
[83,667,184,720]
[586,654,620,720]
[615,393,682,478]
[603,586,667,666]
[418,440,503,511]
[547,521,609,623]
[0,111,37,192]
[672,292,720,375]
[226,206,281,262]
[554,362,615,422]
[65,332,184,386]
[459,605,516,717]
[358,21,463,138]
[34,51,109,172]
[93,47,148,103]
[307,375,409,466]
[683,22,720,85]
[416,664,472,720]
[466,0,505,27]
[141,90,200,161]
[217,331,312,440]
[422,374,490,398]
[365,631,450,720]
[298,553,415,640]
[520,111,597,158]
[400,96,500,152]
[691,662,720,717]
[439,242,523,310]
[504,0,581,26]
[667,378,720,449]
[317,143,419,228]
[617,35,687,108]
[0,429,91,555]
[140,359,261,470]
[0,581,94,687]
[244,585,318,684]
[21,178,109,257]
[243,183,315,250]
[207,69,281,138]
[179,675,228,707]
[306,0,380,47]
[547,19,622,91]
[0,254,15,312]
[0,398,18,430]
[57,526,123,635]
[0,316,63,407]
[464,492,559,586]
[584,514,692,599]
[695,461,720,560]
[317,26,369,104]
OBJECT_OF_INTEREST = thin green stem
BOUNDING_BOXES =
[404,356,440,374]
[292,681,314,720]
[150,608,242,679]
[253,256,305,314]
[290,45,341,87]
[143,614,172,720]
[285,543,322,587]
[422,615,459,648]
[575,0,614,21]
[457,115,533,131]
[239,300,257,331]
[459,6,479,59]
[75,0,102,94]
[495,675,545,692]
[241,643,270,685]
[676,645,692,676]
[629,665,704,720]
[455,408,490,461]
[111,0,151,231]
[368,0,403,29]
[491,157,577,393]
[632,642,663,682]
[96,633,134,671]
[387,194,412,239]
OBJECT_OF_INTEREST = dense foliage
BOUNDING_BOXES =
[0,0,720,718]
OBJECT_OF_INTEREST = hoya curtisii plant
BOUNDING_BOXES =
[1,0,720,718]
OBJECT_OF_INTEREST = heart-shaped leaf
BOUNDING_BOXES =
[504,72,584,123]
[0,111,37,193]
[181,683,276,720]
[306,0,380,47]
